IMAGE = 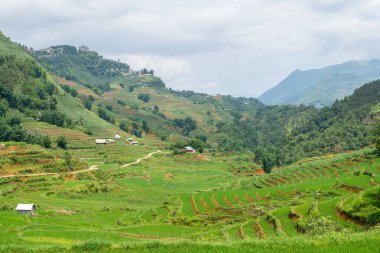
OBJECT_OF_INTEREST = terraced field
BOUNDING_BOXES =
[0,142,379,252]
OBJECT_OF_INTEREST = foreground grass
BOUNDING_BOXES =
[1,229,379,253]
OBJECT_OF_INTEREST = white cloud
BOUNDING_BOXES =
[1,0,380,97]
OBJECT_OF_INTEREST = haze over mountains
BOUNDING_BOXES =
[258,59,380,106]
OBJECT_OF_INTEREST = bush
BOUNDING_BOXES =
[56,136,67,149]
[138,93,150,103]
[117,99,126,107]
[296,216,346,235]
[41,136,52,148]
[71,240,111,251]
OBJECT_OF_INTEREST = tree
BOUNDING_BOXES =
[119,121,128,132]
[63,152,73,170]
[0,100,9,117]
[83,98,93,110]
[41,136,52,148]
[137,93,150,103]
[373,120,380,155]
[142,120,149,132]
[56,136,67,149]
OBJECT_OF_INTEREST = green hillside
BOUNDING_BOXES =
[0,32,379,253]
[34,45,131,93]
[258,60,380,106]
[0,31,123,146]
[218,80,380,170]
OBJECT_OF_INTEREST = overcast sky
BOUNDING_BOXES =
[1,0,380,97]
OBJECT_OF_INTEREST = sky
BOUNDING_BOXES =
[1,0,380,97]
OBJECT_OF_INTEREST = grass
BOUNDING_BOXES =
[0,140,379,252]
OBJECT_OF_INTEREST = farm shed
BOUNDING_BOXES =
[114,134,121,140]
[16,204,36,215]
[131,141,139,146]
[95,139,108,144]
[107,139,116,144]
[184,146,196,153]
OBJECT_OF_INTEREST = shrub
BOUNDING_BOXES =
[137,93,150,103]
[117,99,126,107]
[71,240,111,251]
[56,136,67,149]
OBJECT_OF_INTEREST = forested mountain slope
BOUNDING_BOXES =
[219,79,380,171]
[0,32,119,146]
[258,59,380,106]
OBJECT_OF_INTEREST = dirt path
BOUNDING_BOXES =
[0,150,162,179]
[0,165,99,179]
[121,150,161,168]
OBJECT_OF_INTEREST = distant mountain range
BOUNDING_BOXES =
[258,59,380,106]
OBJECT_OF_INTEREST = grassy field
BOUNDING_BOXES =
[0,139,379,252]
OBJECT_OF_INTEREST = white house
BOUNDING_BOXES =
[16,204,36,215]
[184,146,196,153]
[95,139,108,144]
[106,139,116,144]
[131,141,139,146]
[114,134,121,140]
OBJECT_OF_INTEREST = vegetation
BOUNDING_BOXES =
[0,32,379,252]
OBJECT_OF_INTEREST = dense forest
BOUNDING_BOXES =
[35,45,130,93]
[218,80,380,171]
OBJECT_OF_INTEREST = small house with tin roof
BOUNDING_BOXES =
[16,204,36,215]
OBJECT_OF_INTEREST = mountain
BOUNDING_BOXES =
[0,32,121,147]
[32,42,380,170]
[34,44,264,141]
[258,59,380,106]
[218,79,380,170]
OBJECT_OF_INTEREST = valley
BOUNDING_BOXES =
[0,31,379,252]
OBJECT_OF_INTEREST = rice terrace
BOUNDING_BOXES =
[1,1,380,252]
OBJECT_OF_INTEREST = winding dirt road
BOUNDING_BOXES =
[121,150,161,168]
[0,150,162,179]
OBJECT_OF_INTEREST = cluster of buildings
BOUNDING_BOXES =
[95,135,139,146]
[95,134,121,145]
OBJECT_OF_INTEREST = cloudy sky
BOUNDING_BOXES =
[1,0,380,97]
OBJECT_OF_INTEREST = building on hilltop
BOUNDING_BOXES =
[79,45,89,52]
[16,204,36,215]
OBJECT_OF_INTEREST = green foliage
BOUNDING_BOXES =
[35,45,130,93]
[173,116,197,135]
[56,136,67,149]
[71,240,111,251]
[372,120,380,155]
[297,216,346,235]
[41,136,52,148]
[171,138,205,153]
[61,84,78,97]
[339,196,380,225]
[119,121,128,132]
[142,120,149,132]
[117,99,126,107]
[218,80,380,169]
[97,107,114,124]
[105,105,113,111]
[138,93,150,103]
[63,151,73,169]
